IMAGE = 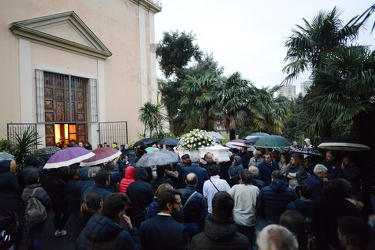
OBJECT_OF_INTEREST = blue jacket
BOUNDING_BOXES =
[75,213,142,250]
[81,183,112,204]
[256,179,297,223]
[305,174,324,199]
[257,161,279,186]
[181,164,209,194]
[287,198,312,217]
[179,186,207,228]
[139,214,189,250]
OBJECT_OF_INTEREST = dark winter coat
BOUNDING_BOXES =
[190,215,250,250]
[228,156,244,186]
[0,160,19,195]
[287,198,312,217]
[181,164,209,194]
[257,160,279,186]
[75,213,142,250]
[65,179,81,213]
[179,186,208,228]
[22,184,52,213]
[126,180,154,228]
[305,173,324,199]
[256,179,297,223]
[310,195,361,250]
[139,214,189,250]
[81,183,112,204]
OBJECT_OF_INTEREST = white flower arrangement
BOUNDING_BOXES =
[178,129,215,151]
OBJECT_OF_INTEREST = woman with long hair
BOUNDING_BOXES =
[285,154,308,188]
[74,192,102,239]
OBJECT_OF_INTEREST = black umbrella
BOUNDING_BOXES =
[133,138,158,148]
[158,137,179,146]
[292,148,323,157]
[244,137,261,145]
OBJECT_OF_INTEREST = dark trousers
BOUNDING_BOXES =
[26,220,46,250]
[53,204,70,231]
[237,224,255,248]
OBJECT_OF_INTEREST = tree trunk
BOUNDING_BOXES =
[229,130,236,140]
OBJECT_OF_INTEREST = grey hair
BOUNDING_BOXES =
[249,166,259,177]
[257,224,298,250]
[313,164,328,174]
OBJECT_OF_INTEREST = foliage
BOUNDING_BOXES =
[139,102,166,138]
[0,139,13,153]
[11,126,42,167]
[283,7,363,83]
[215,72,254,140]
[179,71,221,131]
[156,30,202,78]
[178,129,215,150]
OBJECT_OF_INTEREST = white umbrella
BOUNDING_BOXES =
[318,142,370,151]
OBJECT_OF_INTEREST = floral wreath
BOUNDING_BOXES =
[178,129,215,151]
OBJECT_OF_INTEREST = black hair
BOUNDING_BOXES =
[102,193,128,220]
[208,166,219,176]
[337,216,372,249]
[240,169,253,185]
[299,185,313,199]
[212,191,234,222]
[26,171,39,185]
[95,170,109,186]
[157,189,181,212]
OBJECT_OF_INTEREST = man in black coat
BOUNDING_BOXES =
[257,152,279,186]
[179,173,208,238]
[139,189,189,250]
[76,193,141,250]
[126,167,154,229]
[190,191,249,249]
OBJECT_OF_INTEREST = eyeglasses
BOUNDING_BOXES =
[174,201,182,206]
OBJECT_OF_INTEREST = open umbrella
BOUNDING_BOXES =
[35,146,61,156]
[136,151,180,167]
[0,152,15,161]
[292,148,323,157]
[44,147,95,169]
[80,147,122,167]
[158,137,179,146]
[225,139,255,150]
[209,132,225,140]
[318,138,371,151]
[133,138,158,148]
[254,135,291,149]
[245,132,269,139]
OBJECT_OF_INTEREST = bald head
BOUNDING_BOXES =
[186,173,198,186]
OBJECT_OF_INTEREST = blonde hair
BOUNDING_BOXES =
[10,160,16,173]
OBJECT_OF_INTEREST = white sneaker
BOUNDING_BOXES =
[55,230,67,237]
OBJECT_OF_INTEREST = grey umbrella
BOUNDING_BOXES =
[292,148,323,157]
[318,138,371,151]
[136,151,180,167]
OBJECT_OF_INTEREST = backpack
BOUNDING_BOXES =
[25,188,47,227]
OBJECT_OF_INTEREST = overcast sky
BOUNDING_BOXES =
[154,0,374,91]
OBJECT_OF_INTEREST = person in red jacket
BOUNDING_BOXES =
[119,166,136,217]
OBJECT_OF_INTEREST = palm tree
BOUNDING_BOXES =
[179,71,222,131]
[139,102,165,138]
[214,72,254,140]
[304,46,375,141]
[12,126,41,167]
[248,86,291,134]
[283,7,363,83]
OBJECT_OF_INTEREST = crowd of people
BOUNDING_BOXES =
[1,138,375,250]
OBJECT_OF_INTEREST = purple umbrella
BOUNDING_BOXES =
[44,147,95,169]
[80,147,122,167]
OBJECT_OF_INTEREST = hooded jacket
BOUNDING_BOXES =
[190,216,250,250]
[119,166,136,194]
[0,160,19,195]
[256,179,297,223]
[228,156,244,186]
[75,213,141,250]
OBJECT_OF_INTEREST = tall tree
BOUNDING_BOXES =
[179,71,222,131]
[139,102,165,138]
[247,86,291,134]
[156,30,202,79]
[283,7,363,83]
[215,72,254,140]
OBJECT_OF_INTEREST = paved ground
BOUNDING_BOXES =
[20,212,76,249]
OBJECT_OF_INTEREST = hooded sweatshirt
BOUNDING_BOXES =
[0,160,20,195]
[228,156,244,185]
[190,216,249,249]
[119,166,136,194]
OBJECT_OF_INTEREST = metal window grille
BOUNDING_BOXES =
[99,121,128,145]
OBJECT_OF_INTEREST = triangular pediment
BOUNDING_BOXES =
[9,11,112,59]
